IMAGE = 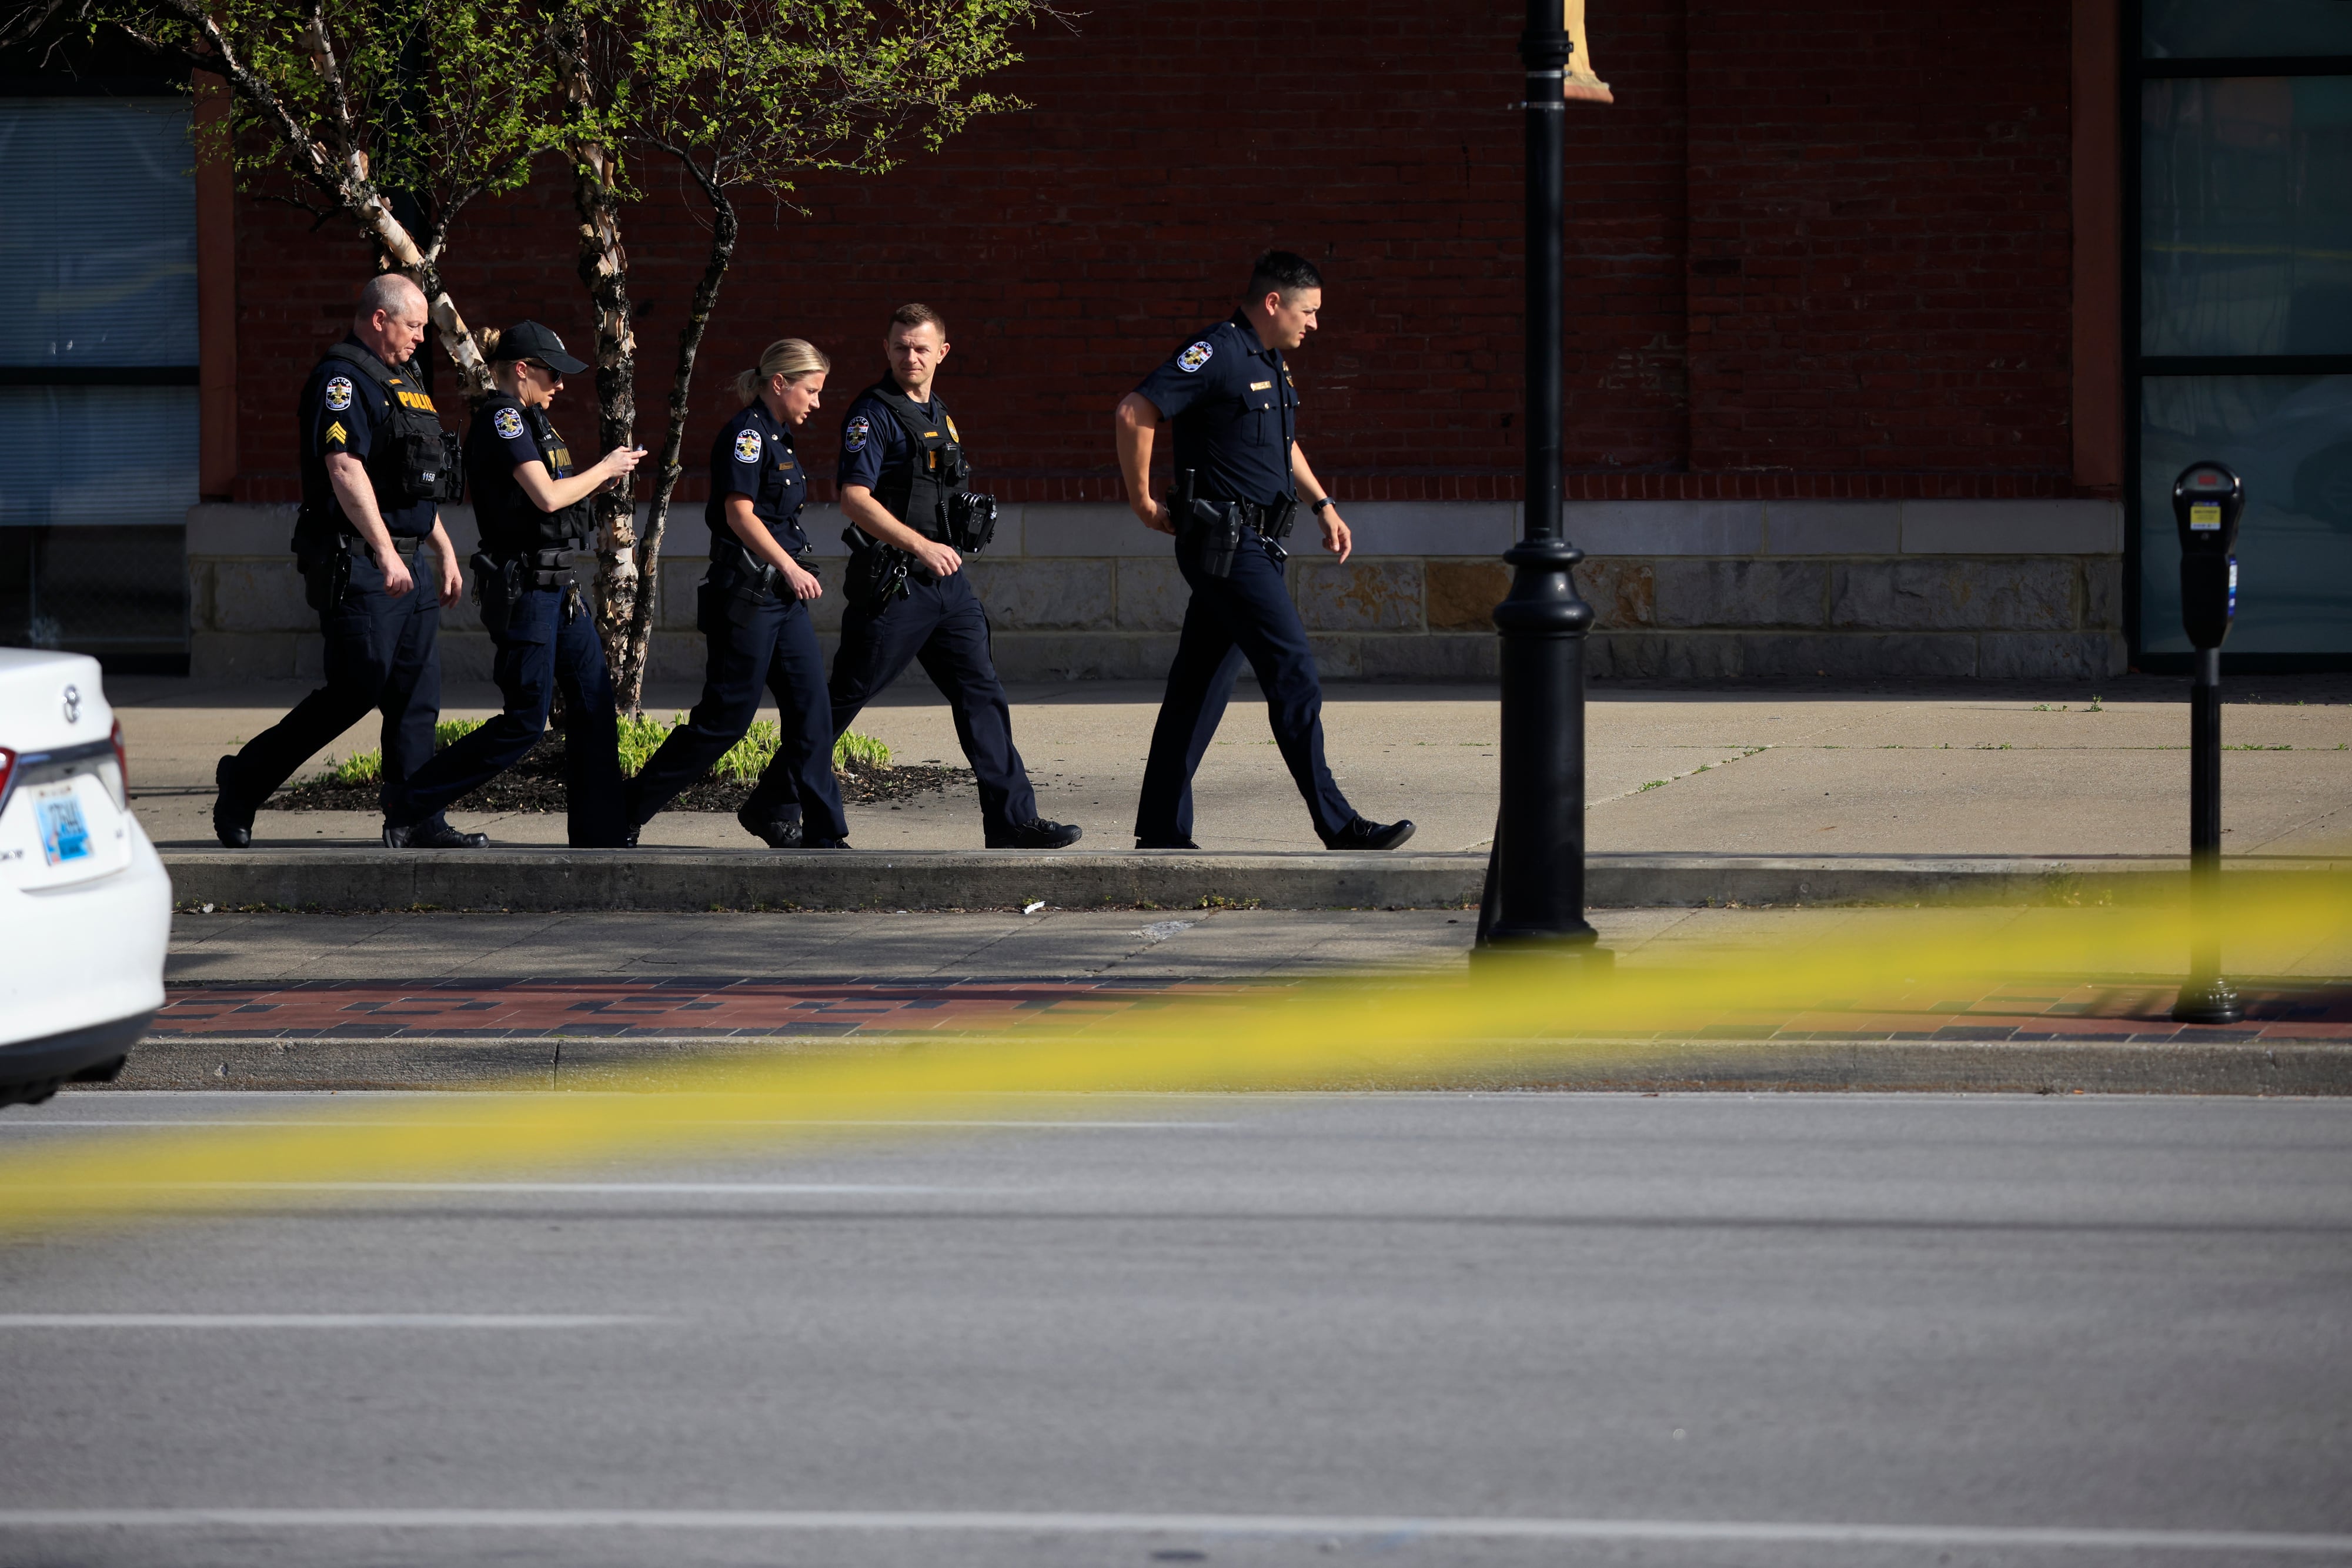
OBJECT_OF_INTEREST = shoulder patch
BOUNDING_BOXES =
[734,427,763,464]
[323,376,353,412]
[493,406,525,442]
[844,414,873,453]
[1177,340,1214,373]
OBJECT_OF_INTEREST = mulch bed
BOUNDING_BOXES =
[266,734,971,814]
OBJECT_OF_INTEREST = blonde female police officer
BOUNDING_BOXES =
[1114,251,1414,851]
[382,321,644,847]
[625,338,848,848]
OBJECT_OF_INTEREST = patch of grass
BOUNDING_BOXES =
[1636,778,1669,792]
[834,730,891,771]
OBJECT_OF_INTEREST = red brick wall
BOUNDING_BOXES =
[227,0,2081,507]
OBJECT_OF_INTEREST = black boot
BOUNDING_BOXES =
[383,819,490,848]
[1321,817,1415,851]
[986,819,1083,850]
[212,755,253,849]
[1134,836,1200,850]
[736,804,802,848]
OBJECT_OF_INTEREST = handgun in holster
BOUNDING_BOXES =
[292,506,353,612]
[1173,468,1245,579]
[723,556,804,628]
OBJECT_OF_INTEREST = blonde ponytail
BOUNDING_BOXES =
[733,337,831,404]
[475,326,504,361]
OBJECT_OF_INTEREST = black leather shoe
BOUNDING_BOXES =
[1135,837,1200,851]
[624,824,641,848]
[986,818,1083,850]
[212,755,252,849]
[801,835,851,850]
[382,820,490,849]
[1322,817,1415,851]
[737,805,802,848]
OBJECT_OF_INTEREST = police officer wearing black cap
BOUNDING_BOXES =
[384,321,645,846]
[212,273,479,850]
[830,303,1080,851]
[1113,251,1414,851]
[626,337,850,848]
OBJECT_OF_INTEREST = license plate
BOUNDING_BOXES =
[35,785,91,867]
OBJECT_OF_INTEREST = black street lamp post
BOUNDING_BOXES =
[1478,1,1603,955]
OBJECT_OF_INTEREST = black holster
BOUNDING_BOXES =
[1173,469,1247,579]
[719,554,816,627]
[842,529,913,611]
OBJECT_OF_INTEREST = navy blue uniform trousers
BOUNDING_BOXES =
[1135,531,1355,844]
[627,576,846,840]
[389,584,626,846]
[828,569,1038,837]
[219,547,450,828]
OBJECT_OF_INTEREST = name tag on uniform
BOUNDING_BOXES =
[1250,380,1273,391]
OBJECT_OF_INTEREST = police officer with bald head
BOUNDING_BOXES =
[212,273,481,850]
[1113,250,1415,851]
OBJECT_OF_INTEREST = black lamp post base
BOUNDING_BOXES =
[1470,932,1611,972]
[2171,978,2244,1027]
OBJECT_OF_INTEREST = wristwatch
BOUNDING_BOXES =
[1310,496,1335,515]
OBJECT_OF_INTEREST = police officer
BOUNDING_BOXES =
[830,304,1081,850]
[385,322,644,847]
[626,337,849,848]
[1113,252,1415,851]
[212,274,480,850]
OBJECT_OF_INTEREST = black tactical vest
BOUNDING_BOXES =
[863,383,967,541]
[474,393,594,556]
[320,340,465,510]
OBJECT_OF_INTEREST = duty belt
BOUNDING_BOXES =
[493,546,584,590]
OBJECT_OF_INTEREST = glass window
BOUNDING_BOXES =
[0,99,198,369]
[2143,0,2352,59]
[0,387,200,529]
[2141,76,2352,357]
[2139,374,2352,653]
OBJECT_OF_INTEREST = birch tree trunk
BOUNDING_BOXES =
[617,161,736,714]
[555,15,641,688]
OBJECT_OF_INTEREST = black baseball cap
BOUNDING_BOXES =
[494,320,588,375]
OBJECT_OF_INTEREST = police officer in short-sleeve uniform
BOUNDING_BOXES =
[385,321,642,847]
[211,275,480,849]
[1113,251,1414,851]
[828,304,1080,850]
[625,350,848,847]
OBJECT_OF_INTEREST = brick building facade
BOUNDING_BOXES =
[19,0,2175,678]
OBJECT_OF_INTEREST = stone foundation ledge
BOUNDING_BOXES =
[185,499,2126,683]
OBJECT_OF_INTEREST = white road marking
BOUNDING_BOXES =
[1,1119,1237,1130]
[0,1509,2340,1553]
[0,1315,643,1329]
[138,1182,967,1195]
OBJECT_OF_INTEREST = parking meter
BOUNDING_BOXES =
[2173,462,2243,650]
[2169,460,2244,1024]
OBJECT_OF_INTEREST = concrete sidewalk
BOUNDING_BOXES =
[115,671,2352,858]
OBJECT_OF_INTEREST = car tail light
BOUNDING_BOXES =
[109,718,129,805]
[0,746,14,815]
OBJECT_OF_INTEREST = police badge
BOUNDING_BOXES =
[493,406,526,442]
[325,376,354,412]
[1177,341,1214,373]
[734,428,763,463]
[844,414,872,453]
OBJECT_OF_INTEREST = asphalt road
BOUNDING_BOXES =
[1,1092,2347,1567]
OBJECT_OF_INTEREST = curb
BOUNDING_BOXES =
[104,1032,2352,1096]
[158,847,2350,912]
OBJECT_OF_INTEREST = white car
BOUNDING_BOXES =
[0,648,172,1106]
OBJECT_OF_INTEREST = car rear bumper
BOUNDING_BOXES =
[0,1010,150,1088]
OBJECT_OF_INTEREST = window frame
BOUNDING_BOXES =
[2124,12,2352,670]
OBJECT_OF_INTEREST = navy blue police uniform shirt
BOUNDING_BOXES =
[835,383,944,500]
[1133,312,1299,508]
[299,334,439,539]
[707,399,810,556]
[468,398,575,527]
